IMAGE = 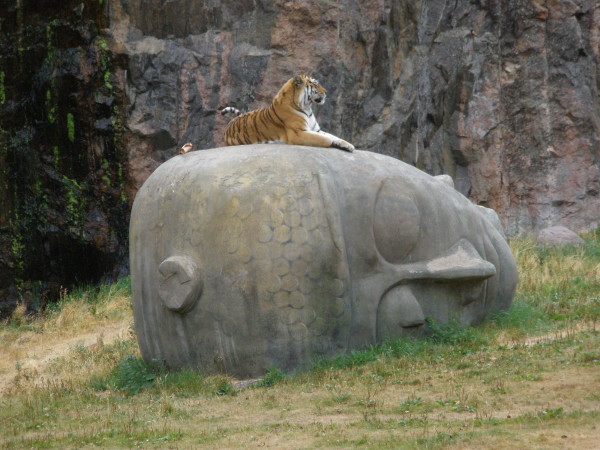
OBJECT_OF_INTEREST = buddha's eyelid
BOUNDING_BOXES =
[381,239,496,285]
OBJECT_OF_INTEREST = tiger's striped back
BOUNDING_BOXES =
[222,105,287,146]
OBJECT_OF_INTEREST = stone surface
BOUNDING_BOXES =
[130,145,518,377]
[0,1,128,316]
[537,226,585,247]
[110,0,600,236]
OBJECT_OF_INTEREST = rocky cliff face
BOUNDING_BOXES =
[111,0,600,236]
[1,0,599,314]
[0,1,128,315]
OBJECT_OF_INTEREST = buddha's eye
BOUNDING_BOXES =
[373,179,420,264]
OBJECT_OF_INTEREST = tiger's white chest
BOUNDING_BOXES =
[305,112,320,132]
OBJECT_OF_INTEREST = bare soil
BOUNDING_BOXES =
[0,319,131,394]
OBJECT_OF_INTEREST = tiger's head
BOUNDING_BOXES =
[293,75,327,108]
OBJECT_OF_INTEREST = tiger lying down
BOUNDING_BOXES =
[178,75,354,155]
[221,75,354,152]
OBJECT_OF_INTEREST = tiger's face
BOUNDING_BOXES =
[294,75,327,107]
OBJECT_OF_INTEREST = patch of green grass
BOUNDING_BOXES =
[49,276,131,309]
[511,232,600,327]
[255,367,285,387]
[312,337,429,371]
[428,318,489,347]
[488,299,554,334]
[155,368,209,397]
[310,320,490,374]
[512,407,566,423]
[108,355,160,396]
[324,383,351,404]
[577,351,600,363]
[66,112,75,142]
[396,395,435,414]
[213,376,237,396]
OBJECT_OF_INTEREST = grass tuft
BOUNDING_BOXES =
[510,233,600,323]
[427,318,489,347]
[488,300,553,334]
[108,355,160,396]
[255,367,285,387]
[213,377,237,396]
[156,368,209,397]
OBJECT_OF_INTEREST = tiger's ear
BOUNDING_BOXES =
[293,75,303,86]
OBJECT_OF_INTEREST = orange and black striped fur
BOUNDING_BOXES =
[221,75,354,152]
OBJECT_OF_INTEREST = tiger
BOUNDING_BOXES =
[220,75,355,152]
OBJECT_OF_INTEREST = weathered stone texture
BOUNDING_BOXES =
[0,1,128,315]
[130,145,518,376]
[537,225,585,247]
[108,0,599,236]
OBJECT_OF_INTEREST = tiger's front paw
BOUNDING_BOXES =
[333,140,355,152]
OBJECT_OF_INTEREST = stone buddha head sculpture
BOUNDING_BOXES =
[130,145,517,377]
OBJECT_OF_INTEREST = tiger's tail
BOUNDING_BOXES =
[220,106,242,117]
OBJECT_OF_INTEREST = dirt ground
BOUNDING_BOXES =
[0,319,131,394]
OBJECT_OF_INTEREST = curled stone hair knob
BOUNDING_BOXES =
[158,255,202,314]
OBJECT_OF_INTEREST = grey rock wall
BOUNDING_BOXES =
[110,0,600,235]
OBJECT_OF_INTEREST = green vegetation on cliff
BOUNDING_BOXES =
[0,2,128,314]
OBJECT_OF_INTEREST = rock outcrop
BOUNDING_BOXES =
[0,1,128,315]
[537,225,585,247]
[110,0,600,236]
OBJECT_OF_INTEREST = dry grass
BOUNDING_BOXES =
[512,235,599,296]
[0,278,133,394]
[1,234,599,448]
